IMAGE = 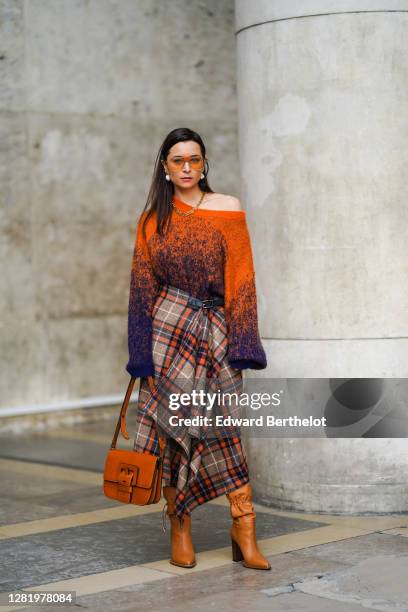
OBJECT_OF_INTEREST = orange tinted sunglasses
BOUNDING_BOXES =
[166,155,205,171]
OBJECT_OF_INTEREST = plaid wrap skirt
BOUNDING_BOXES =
[133,283,250,522]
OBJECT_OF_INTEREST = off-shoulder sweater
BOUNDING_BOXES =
[126,195,267,379]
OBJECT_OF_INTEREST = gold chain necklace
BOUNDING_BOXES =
[171,190,205,216]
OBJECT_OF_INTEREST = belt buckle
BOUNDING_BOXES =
[202,298,214,309]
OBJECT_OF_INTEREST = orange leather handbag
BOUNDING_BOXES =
[103,376,166,505]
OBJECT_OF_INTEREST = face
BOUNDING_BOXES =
[162,141,205,189]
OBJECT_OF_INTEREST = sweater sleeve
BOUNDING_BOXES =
[125,212,160,379]
[223,215,267,370]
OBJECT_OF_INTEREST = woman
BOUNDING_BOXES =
[126,127,271,571]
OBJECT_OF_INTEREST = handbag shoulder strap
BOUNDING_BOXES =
[110,376,166,459]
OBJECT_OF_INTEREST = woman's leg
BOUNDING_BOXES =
[162,485,196,568]
[226,482,271,570]
[161,437,196,568]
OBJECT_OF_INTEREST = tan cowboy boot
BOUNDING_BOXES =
[162,486,196,568]
[226,483,271,570]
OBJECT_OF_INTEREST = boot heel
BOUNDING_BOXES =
[231,537,244,562]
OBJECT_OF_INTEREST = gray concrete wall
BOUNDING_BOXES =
[0,0,238,411]
[236,0,408,513]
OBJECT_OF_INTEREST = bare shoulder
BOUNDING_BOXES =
[202,192,243,212]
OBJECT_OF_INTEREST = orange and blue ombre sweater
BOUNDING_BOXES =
[126,196,267,378]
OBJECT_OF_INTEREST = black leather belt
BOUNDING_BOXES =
[187,295,224,310]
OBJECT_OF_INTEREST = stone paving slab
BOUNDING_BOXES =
[0,435,108,472]
[287,530,408,564]
[0,467,116,526]
[290,554,408,611]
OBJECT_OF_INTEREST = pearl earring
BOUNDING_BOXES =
[200,173,204,179]
[165,174,170,181]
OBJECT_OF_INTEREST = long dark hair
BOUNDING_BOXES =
[140,127,214,239]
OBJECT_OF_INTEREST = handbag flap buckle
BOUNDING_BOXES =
[118,463,138,492]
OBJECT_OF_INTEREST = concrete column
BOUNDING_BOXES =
[235,0,408,513]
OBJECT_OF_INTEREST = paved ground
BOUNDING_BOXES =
[0,409,407,611]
